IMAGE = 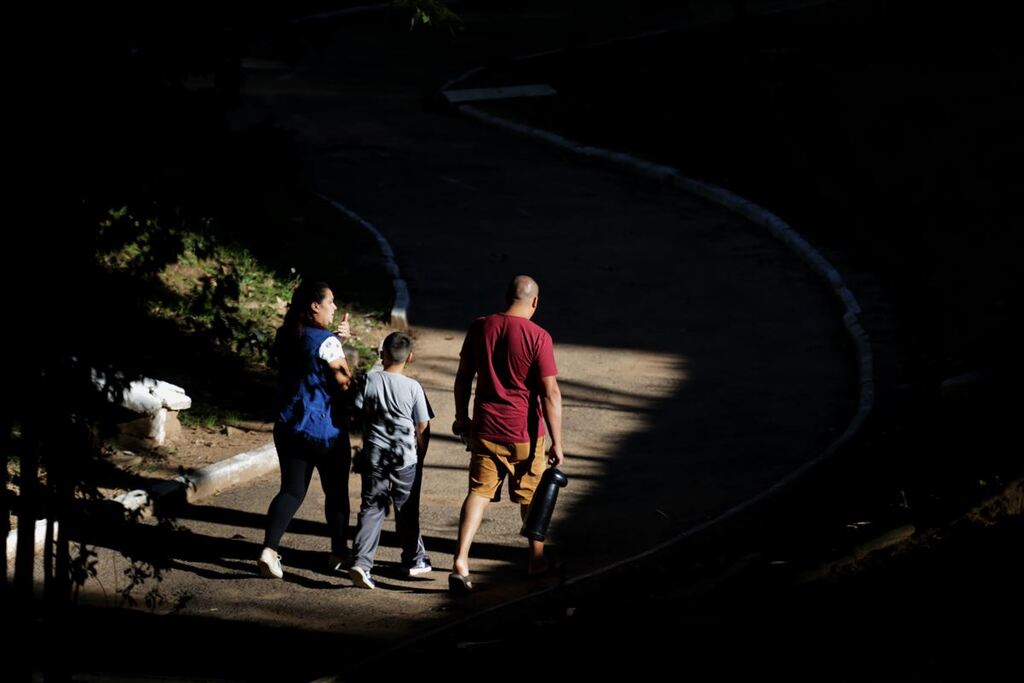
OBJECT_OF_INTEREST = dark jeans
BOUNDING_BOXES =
[351,444,427,571]
[264,424,351,556]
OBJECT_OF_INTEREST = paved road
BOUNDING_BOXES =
[56,5,857,679]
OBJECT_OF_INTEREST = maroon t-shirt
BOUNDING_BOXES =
[460,313,558,443]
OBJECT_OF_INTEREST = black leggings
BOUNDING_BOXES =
[264,425,351,556]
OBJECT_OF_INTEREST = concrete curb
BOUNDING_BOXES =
[5,442,277,563]
[448,104,874,462]
[114,442,279,517]
[315,192,410,330]
[444,105,874,526]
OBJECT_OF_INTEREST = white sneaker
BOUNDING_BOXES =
[349,565,376,590]
[403,559,433,577]
[258,548,283,579]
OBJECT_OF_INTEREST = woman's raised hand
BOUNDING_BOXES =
[336,312,351,342]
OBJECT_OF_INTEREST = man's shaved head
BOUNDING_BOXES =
[505,275,539,305]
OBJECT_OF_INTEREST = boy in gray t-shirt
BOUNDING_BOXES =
[349,332,433,589]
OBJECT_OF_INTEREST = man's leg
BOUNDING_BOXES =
[455,450,507,577]
[520,503,546,574]
[512,439,549,575]
[452,493,489,577]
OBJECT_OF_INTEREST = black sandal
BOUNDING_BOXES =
[448,573,474,593]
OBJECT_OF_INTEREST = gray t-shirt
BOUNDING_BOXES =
[355,370,433,470]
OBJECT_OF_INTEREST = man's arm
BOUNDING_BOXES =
[452,355,474,436]
[539,375,564,466]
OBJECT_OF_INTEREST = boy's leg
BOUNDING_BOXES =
[392,463,426,567]
[351,466,390,571]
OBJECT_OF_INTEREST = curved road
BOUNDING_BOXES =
[63,6,857,679]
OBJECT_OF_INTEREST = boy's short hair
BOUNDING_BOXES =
[381,331,413,364]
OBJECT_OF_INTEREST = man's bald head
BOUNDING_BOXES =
[505,275,539,305]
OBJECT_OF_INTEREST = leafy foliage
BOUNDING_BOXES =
[394,0,463,34]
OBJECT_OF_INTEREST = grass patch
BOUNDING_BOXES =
[178,408,244,431]
[91,187,394,427]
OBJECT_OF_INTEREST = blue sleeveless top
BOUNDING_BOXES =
[275,326,346,449]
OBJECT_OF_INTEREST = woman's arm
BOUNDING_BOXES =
[327,355,352,391]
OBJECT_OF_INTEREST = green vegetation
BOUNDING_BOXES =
[97,207,298,367]
[395,0,464,34]
[91,193,392,426]
[178,408,244,431]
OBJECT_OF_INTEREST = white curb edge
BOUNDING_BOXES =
[6,443,278,563]
[314,192,410,331]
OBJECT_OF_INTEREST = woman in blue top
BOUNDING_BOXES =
[258,281,353,579]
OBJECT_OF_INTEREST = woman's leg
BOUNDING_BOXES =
[316,433,352,556]
[263,429,316,550]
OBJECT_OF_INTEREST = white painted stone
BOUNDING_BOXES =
[93,371,191,446]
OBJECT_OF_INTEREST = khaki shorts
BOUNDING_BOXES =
[467,435,546,505]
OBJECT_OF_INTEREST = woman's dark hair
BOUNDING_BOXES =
[272,280,332,366]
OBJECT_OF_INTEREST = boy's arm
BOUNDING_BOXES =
[413,383,433,457]
[348,374,366,431]
[416,420,430,457]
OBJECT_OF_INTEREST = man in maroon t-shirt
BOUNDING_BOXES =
[450,275,564,591]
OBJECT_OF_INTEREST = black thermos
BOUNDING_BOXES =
[521,467,569,541]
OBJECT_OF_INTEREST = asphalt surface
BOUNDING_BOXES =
[21,5,861,680]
